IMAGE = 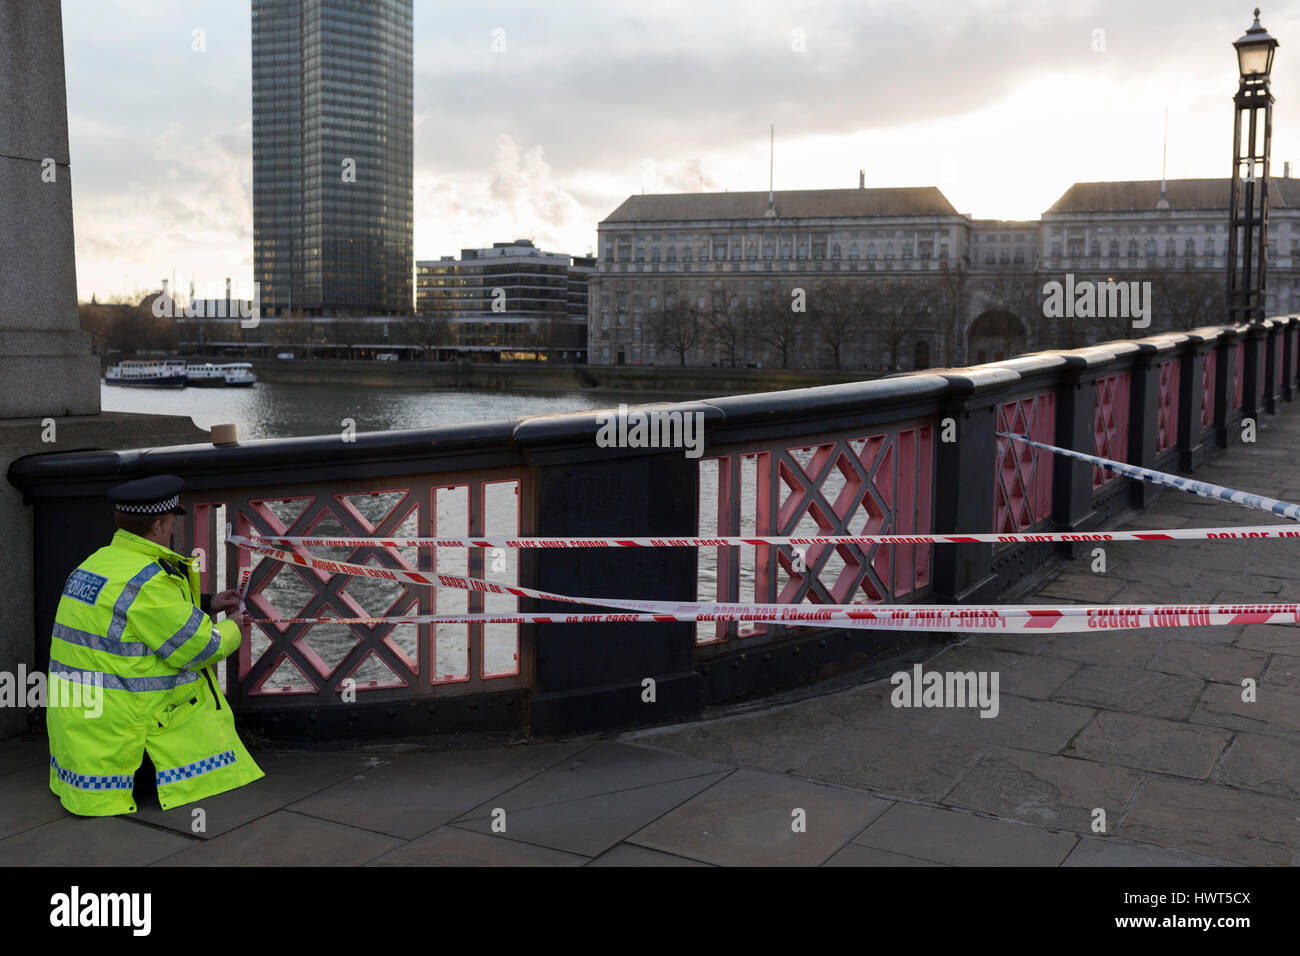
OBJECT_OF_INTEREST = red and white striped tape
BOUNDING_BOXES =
[226,432,1300,633]
[244,524,1300,550]
[241,605,1300,634]
[228,534,1300,633]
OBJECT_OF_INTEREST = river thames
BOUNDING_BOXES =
[101,380,629,439]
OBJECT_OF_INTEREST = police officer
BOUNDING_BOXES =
[47,474,264,816]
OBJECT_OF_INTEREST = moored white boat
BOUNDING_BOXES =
[105,359,187,388]
[185,363,226,387]
[218,362,257,387]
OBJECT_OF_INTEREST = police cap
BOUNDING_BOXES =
[107,475,188,516]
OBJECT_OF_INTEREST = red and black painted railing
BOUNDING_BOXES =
[9,318,1300,739]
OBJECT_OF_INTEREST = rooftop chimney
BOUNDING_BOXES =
[859,170,865,189]
[1286,161,1292,178]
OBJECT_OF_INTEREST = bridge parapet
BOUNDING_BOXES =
[9,318,1300,739]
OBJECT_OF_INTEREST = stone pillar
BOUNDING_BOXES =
[0,2,100,418]
[0,4,206,739]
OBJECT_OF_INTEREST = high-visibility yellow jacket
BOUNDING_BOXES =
[47,529,263,816]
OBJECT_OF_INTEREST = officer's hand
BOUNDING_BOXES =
[211,589,242,615]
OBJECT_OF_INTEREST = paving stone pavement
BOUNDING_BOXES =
[3,410,1300,865]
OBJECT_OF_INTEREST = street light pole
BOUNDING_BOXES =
[1227,8,1279,329]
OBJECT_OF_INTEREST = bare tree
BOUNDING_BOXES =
[869,277,926,370]
[808,280,864,370]
[1148,268,1222,331]
[329,320,373,355]
[753,290,804,368]
[703,304,752,367]
[645,300,703,366]
[932,261,968,367]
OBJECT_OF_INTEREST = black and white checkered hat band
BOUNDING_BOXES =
[116,495,179,514]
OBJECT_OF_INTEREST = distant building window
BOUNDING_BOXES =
[1014,249,1024,263]
[832,243,841,258]
[1186,239,1196,256]
[1127,239,1138,258]
[999,249,1009,263]
[1090,240,1100,257]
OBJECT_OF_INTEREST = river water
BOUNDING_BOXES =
[101,380,623,440]
[101,380,765,687]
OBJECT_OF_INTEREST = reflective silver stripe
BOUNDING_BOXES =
[158,606,204,660]
[48,657,198,693]
[50,754,134,791]
[182,626,224,672]
[51,622,154,657]
[105,564,160,641]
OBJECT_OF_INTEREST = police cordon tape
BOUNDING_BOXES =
[243,524,1300,549]
[224,435,1300,633]
[236,607,1300,633]
[227,534,1300,633]
[998,432,1300,521]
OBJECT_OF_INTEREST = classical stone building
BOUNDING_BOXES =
[590,178,1300,369]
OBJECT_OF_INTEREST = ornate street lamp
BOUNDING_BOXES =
[1226,8,1279,329]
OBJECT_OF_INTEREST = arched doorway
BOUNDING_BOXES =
[912,339,930,370]
[967,310,1026,365]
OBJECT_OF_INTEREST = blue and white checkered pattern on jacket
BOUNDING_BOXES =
[155,749,237,786]
[50,754,134,791]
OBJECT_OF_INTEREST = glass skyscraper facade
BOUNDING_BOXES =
[252,0,413,316]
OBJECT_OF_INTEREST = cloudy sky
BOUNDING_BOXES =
[63,0,1300,302]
